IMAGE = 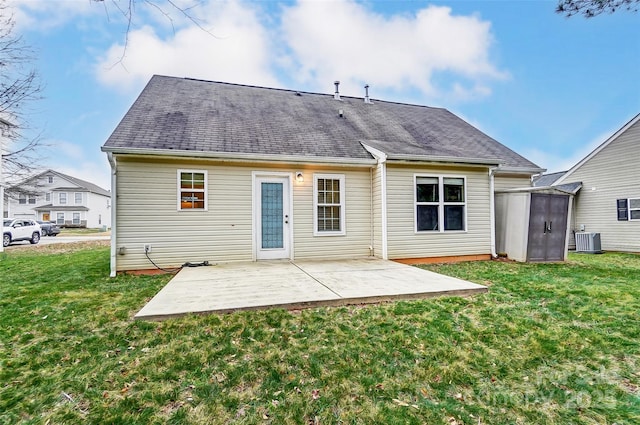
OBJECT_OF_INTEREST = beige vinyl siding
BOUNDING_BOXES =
[386,164,492,259]
[494,175,532,191]
[114,158,373,270]
[115,159,254,270]
[292,167,372,259]
[565,119,640,252]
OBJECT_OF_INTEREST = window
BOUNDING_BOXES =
[28,195,36,204]
[59,193,67,204]
[415,175,466,232]
[313,174,345,235]
[18,194,26,204]
[56,213,65,225]
[630,198,640,221]
[48,176,54,184]
[178,170,207,210]
[74,192,82,204]
[72,213,80,225]
[45,192,51,202]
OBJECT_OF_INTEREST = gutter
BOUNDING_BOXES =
[385,154,502,166]
[107,152,117,277]
[101,147,377,167]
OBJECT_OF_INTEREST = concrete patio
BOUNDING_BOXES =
[134,258,488,320]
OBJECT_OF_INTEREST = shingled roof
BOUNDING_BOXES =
[103,75,541,171]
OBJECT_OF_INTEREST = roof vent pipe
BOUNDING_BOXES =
[334,81,341,100]
[364,84,371,104]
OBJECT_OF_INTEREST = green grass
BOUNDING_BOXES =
[1,246,639,424]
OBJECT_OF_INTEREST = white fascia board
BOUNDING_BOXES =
[360,142,388,162]
[101,147,377,167]
[554,112,640,186]
[493,166,546,175]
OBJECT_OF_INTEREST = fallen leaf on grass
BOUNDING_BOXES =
[311,389,320,400]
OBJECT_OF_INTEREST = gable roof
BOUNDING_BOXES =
[8,169,110,197]
[554,113,640,186]
[102,75,542,172]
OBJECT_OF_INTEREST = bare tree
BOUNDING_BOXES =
[91,0,213,59]
[557,0,639,17]
[0,0,44,194]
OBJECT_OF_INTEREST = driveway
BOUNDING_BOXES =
[4,234,110,249]
[135,258,487,320]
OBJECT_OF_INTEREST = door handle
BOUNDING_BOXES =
[543,221,547,234]
[547,221,552,233]
[284,214,289,224]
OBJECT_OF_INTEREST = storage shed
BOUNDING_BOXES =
[495,184,581,262]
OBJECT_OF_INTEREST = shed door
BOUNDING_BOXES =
[527,193,569,262]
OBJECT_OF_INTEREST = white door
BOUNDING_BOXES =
[255,175,291,260]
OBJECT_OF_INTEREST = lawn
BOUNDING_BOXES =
[1,245,638,424]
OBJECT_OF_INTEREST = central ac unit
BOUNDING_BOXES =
[575,232,602,253]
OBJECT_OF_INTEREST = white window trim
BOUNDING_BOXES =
[56,212,65,224]
[629,197,640,221]
[313,173,346,236]
[74,192,83,204]
[72,212,81,225]
[177,169,208,211]
[414,174,467,234]
[59,192,67,205]
[45,192,51,202]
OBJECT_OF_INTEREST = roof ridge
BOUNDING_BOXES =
[158,74,446,111]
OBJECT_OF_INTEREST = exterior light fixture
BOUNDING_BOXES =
[296,172,304,183]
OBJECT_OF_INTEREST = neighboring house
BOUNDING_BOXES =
[532,171,566,187]
[552,113,640,252]
[102,75,543,275]
[5,169,111,228]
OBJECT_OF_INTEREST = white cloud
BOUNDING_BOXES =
[57,160,111,191]
[89,0,506,101]
[280,1,506,100]
[94,0,279,92]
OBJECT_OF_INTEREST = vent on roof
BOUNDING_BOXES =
[334,81,341,100]
[364,84,371,104]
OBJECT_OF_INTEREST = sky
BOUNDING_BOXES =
[5,0,640,189]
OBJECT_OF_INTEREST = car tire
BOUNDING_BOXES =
[3,234,10,247]
[30,232,40,245]
[41,229,48,236]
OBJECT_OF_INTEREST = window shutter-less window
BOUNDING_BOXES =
[617,199,628,221]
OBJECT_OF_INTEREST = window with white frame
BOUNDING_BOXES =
[18,194,26,204]
[72,212,80,225]
[48,176,54,184]
[45,192,51,202]
[59,192,67,204]
[74,192,82,204]
[630,198,640,221]
[415,176,466,232]
[313,174,345,235]
[56,213,65,225]
[28,195,36,204]
[178,170,207,210]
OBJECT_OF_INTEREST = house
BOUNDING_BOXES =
[101,75,543,275]
[551,113,640,252]
[4,169,111,228]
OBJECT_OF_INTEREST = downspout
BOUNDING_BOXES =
[380,159,388,260]
[489,167,497,258]
[107,152,117,277]
[369,167,374,257]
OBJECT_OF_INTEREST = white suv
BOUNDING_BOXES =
[3,219,41,247]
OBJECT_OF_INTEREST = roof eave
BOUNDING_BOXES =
[494,165,546,175]
[101,146,377,167]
